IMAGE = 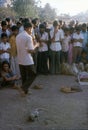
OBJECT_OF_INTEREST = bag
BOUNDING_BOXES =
[61,63,75,75]
[78,71,88,85]
[71,63,79,76]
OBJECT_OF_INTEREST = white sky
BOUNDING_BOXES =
[40,0,88,16]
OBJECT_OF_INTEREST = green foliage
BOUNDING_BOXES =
[0,7,16,19]
[12,0,38,18]
[1,0,57,21]
[37,3,57,22]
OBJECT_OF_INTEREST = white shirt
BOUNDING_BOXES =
[62,35,71,52]
[38,32,48,52]
[19,26,24,33]
[16,31,34,65]
[73,32,84,47]
[0,29,11,38]
[0,42,11,59]
[50,29,64,51]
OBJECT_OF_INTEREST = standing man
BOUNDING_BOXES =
[73,26,84,63]
[16,22,37,95]
[49,20,64,74]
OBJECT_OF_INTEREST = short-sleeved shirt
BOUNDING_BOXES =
[0,29,11,38]
[0,42,11,60]
[9,35,17,57]
[16,31,34,65]
[1,70,15,86]
[73,32,84,47]
[62,35,71,52]
[38,32,48,52]
[50,29,64,51]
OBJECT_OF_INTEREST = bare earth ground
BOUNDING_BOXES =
[0,75,88,130]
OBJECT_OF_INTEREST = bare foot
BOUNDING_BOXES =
[12,85,19,89]
[18,87,26,97]
[32,84,43,89]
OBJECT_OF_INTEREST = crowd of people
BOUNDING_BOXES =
[0,17,88,96]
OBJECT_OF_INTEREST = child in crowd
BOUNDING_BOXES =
[79,50,88,71]
[73,26,84,63]
[0,21,11,39]
[9,25,20,76]
[37,24,49,75]
[68,27,74,64]
[61,28,71,63]
[1,61,19,88]
[49,20,64,74]
[0,33,11,63]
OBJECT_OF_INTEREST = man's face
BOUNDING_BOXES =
[54,25,59,31]
[28,27,33,35]
[40,28,45,33]
[82,26,86,32]
[3,63,9,72]
[13,30,19,35]
[2,25,7,31]
[2,37,7,43]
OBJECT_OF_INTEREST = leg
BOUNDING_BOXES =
[73,47,78,63]
[37,52,42,74]
[19,65,27,84]
[41,51,48,74]
[49,50,56,74]
[55,51,61,74]
[22,65,36,94]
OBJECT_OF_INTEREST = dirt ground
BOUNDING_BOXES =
[0,75,88,130]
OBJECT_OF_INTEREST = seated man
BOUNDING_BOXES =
[78,50,88,71]
[1,61,19,88]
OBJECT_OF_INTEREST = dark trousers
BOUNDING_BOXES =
[49,50,61,74]
[37,51,48,74]
[61,51,68,63]
[19,64,36,93]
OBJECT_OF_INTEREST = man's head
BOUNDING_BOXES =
[11,25,19,35]
[1,33,8,43]
[81,23,87,32]
[1,21,7,31]
[24,22,33,35]
[39,24,45,33]
[53,20,59,30]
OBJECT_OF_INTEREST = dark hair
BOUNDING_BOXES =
[11,25,18,31]
[1,33,8,39]
[32,19,37,25]
[53,20,58,27]
[39,24,45,29]
[82,23,86,27]
[75,26,81,31]
[63,27,70,32]
[19,17,23,22]
[1,61,10,69]
[5,17,10,22]
[23,22,32,28]
[16,21,22,26]
[35,18,39,21]
[1,21,7,26]
[24,18,29,23]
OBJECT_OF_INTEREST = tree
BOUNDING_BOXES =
[38,3,57,22]
[0,7,16,19]
[12,0,38,18]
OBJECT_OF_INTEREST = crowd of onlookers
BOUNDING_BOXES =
[0,17,88,94]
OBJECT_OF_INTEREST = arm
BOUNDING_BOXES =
[40,33,49,44]
[73,33,83,43]
[26,37,39,54]
[73,38,83,43]
[4,48,11,54]
[2,74,18,81]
